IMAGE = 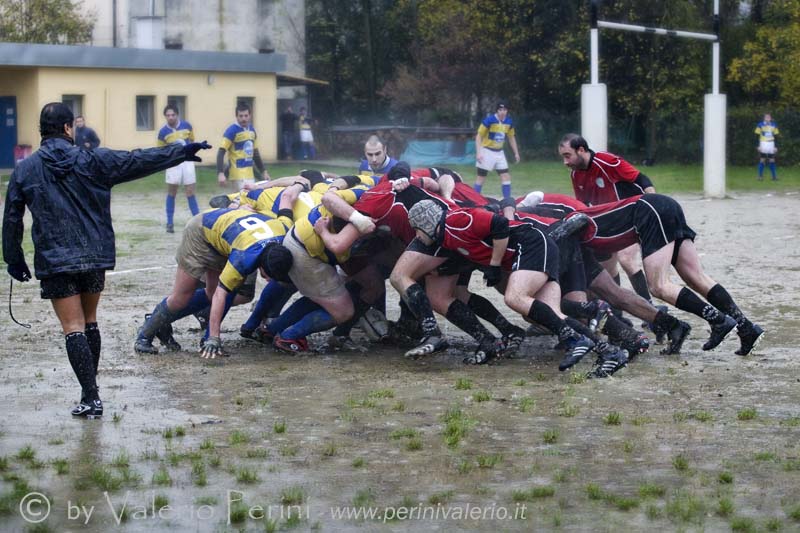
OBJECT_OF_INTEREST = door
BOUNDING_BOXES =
[0,96,17,168]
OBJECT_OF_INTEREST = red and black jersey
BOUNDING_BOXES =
[516,193,587,219]
[512,211,559,232]
[353,182,452,245]
[440,206,517,270]
[571,151,645,205]
[568,195,642,254]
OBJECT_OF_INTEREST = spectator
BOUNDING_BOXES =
[755,113,779,181]
[279,105,297,160]
[73,115,100,149]
[298,107,316,160]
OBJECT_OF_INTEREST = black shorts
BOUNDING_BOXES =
[40,270,106,300]
[581,247,606,285]
[406,238,480,277]
[557,237,586,294]
[509,227,560,281]
[633,194,696,258]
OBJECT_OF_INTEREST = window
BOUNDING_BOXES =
[136,95,155,130]
[237,96,255,118]
[166,95,187,120]
[62,95,83,117]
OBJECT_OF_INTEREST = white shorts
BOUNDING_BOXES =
[165,161,197,185]
[476,149,509,172]
[283,230,348,301]
[300,129,314,143]
[759,141,776,155]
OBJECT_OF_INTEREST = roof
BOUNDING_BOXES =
[0,41,286,74]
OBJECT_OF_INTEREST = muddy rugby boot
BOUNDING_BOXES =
[464,337,501,365]
[273,335,309,353]
[587,300,612,333]
[558,335,595,371]
[146,314,181,352]
[405,336,449,359]
[499,326,526,358]
[661,320,692,355]
[702,315,737,351]
[71,398,103,419]
[134,327,159,354]
[735,323,765,356]
[587,347,629,379]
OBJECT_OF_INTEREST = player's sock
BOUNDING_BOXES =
[244,281,292,331]
[65,331,99,401]
[769,162,777,179]
[280,308,336,339]
[166,194,176,226]
[403,283,442,337]
[85,322,101,376]
[467,293,517,336]
[527,300,566,334]
[267,297,322,335]
[473,183,482,193]
[705,283,752,330]
[445,300,494,342]
[628,270,652,302]
[675,287,725,325]
[501,182,512,199]
[187,195,199,216]
[170,290,212,320]
[757,161,764,178]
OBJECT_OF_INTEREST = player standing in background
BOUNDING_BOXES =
[298,107,316,160]
[359,135,398,175]
[158,104,199,233]
[755,113,779,181]
[217,102,269,189]
[473,102,520,199]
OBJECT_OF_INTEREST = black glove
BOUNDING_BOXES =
[483,265,502,287]
[7,262,31,282]
[184,141,212,162]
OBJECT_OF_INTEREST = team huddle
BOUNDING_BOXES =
[133,133,765,381]
[2,102,766,419]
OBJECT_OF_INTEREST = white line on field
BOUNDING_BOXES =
[772,235,797,240]
[107,266,174,276]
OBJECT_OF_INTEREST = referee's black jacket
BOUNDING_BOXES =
[2,136,185,278]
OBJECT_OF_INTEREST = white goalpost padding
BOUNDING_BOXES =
[584,0,726,198]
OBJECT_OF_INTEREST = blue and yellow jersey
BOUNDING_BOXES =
[355,173,381,188]
[299,114,312,131]
[201,208,292,291]
[755,121,779,143]
[477,114,515,150]
[157,120,194,146]
[233,187,326,221]
[291,186,369,264]
[220,123,258,180]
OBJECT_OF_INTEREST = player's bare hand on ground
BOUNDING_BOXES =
[200,336,225,359]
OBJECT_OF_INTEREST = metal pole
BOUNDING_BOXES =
[590,1,599,84]
[712,0,720,95]
[597,21,717,41]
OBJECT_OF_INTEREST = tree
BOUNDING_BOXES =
[728,0,800,107]
[0,0,95,45]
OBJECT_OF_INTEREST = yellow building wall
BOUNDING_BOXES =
[0,68,40,148]
[32,67,277,164]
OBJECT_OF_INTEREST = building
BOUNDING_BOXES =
[81,0,309,103]
[0,42,285,167]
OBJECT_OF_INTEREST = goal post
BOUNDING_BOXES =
[583,0,726,198]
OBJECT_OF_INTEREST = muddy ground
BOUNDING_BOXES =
[1,190,799,533]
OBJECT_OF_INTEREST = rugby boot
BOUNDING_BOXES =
[612,331,650,359]
[735,322,765,356]
[405,336,449,359]
[147,314,181,352]
[71,398,103,419]
[661,320,692,355]
[464,337,500,365]
[587,299,612,333]
[702,315,737,351]
[273,335,309,354]
[240,324,274,345]
[166,223,174,234]
[134,327,159,354]
[587,347,629,378]
[499,326,526,358]
[558,335,595,371]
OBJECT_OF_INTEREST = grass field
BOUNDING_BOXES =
[0,160,798,532]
